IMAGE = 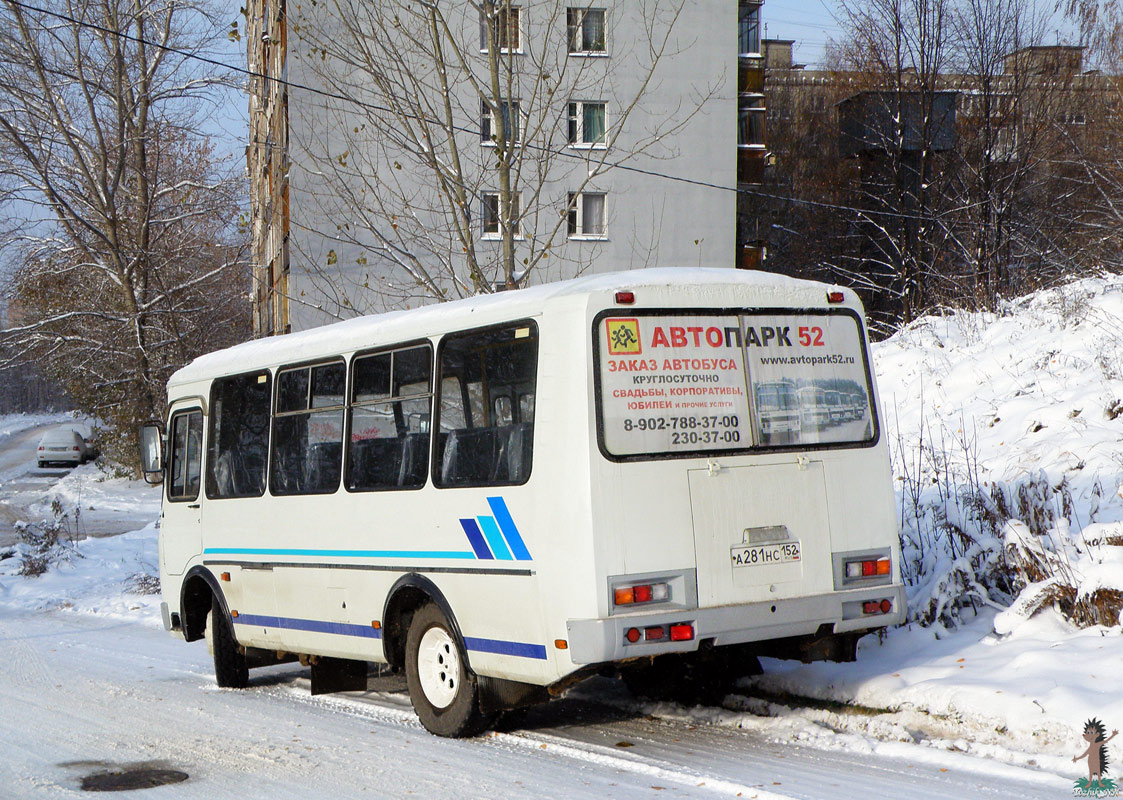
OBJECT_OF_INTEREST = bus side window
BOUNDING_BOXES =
[271,361,345,496]
[168,410,202,502]
[435,322,537,488]
[207,372,272,499]
[346,344,432,492]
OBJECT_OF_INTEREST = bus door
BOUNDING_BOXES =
[162,403,204,577]
[203,370,280,645]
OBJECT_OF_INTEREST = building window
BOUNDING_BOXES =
[481,99,521,144]
[482,191,521,238]
[480,5,521,53]
[739,4,761,56]
[567,8,606,53]
[738,95,765,147]
[567,101,608,147]
[567,192,606,237]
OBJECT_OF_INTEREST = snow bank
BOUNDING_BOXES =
[743,273,1123,761]
[875,274,1123,629]
[0,521,162,622]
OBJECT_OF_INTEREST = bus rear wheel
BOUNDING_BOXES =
[404,603,492,737]
[205,595,248,688]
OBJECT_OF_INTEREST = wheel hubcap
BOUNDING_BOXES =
[417,626,460,709]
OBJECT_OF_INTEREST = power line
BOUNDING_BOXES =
[1,0,923,222]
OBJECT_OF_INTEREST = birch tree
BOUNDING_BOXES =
[0,0,249,467]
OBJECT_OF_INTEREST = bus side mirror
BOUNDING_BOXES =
[139,422,166,485]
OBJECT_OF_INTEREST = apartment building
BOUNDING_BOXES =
[247,2,763,334]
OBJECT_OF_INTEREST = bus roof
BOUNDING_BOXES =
[170,268,853,388]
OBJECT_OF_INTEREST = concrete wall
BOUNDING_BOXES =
[264,1,739,331]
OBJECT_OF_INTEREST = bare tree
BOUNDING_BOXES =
[278,0,719,315]
[0,0,250,467]
[828,0,959,327]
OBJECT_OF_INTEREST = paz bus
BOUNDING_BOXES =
[140,268,905,737]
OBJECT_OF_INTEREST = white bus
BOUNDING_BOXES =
[140,268,904,737]
[753,380,801,443]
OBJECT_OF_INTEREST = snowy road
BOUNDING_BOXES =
[0,420,159,545]
[0,607,1070,799]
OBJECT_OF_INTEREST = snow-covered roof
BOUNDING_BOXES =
[170,267,839,388]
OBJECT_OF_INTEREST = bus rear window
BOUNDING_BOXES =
[596,311,875,458]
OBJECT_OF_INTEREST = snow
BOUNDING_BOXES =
[742,273,1123,775]
[0,411,77,441]
[6,273,1123,796]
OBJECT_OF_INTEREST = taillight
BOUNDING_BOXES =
[845,557,891,579]
[623,622,695,645]
[72,446,80,451]
[863,599,893,615]
[827,290,845,303]
[614,582,670,607]
[38,446,44,451]
[669,623,694,641]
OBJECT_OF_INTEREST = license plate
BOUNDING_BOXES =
[730,541,801,568]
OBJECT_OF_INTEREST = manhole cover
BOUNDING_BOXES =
[80,768,189,792]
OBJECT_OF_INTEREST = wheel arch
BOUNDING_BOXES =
[180,566,227,643]
[382,574,469,673]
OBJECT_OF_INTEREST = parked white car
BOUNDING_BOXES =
[37,429,89,468]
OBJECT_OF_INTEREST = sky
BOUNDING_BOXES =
[761,0,1085,70]
[761,0,844,68]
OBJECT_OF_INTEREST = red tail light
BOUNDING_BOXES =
[615,290,635,304]
[669,623,694,641]
[863,599,893,615]
[846,557,891,579]
[614,582,670,607]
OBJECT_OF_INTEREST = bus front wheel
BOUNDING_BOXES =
[404,603,492,737]
[205,595,248,688]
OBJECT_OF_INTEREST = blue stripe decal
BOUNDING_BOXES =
[477,515,513,561]
[487,497,531,561]
[458,519,493,560]
[203,547,476,560]
[464,636,547,660]
[233,613,382,639]
[232,613,545,660]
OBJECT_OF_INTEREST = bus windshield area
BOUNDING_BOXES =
[597,311,875,458]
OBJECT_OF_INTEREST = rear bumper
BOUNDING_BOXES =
[566,583,906,665]
[39,452,81,464]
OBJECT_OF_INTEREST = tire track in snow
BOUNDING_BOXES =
[282,682,794,798]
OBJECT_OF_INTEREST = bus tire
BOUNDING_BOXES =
[404,603,492,737]
[206,594,248,688]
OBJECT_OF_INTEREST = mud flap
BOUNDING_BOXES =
[477,675,550,714]
[310,657,369,695]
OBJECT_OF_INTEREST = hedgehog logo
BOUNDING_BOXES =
[1074,718,1119,795]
